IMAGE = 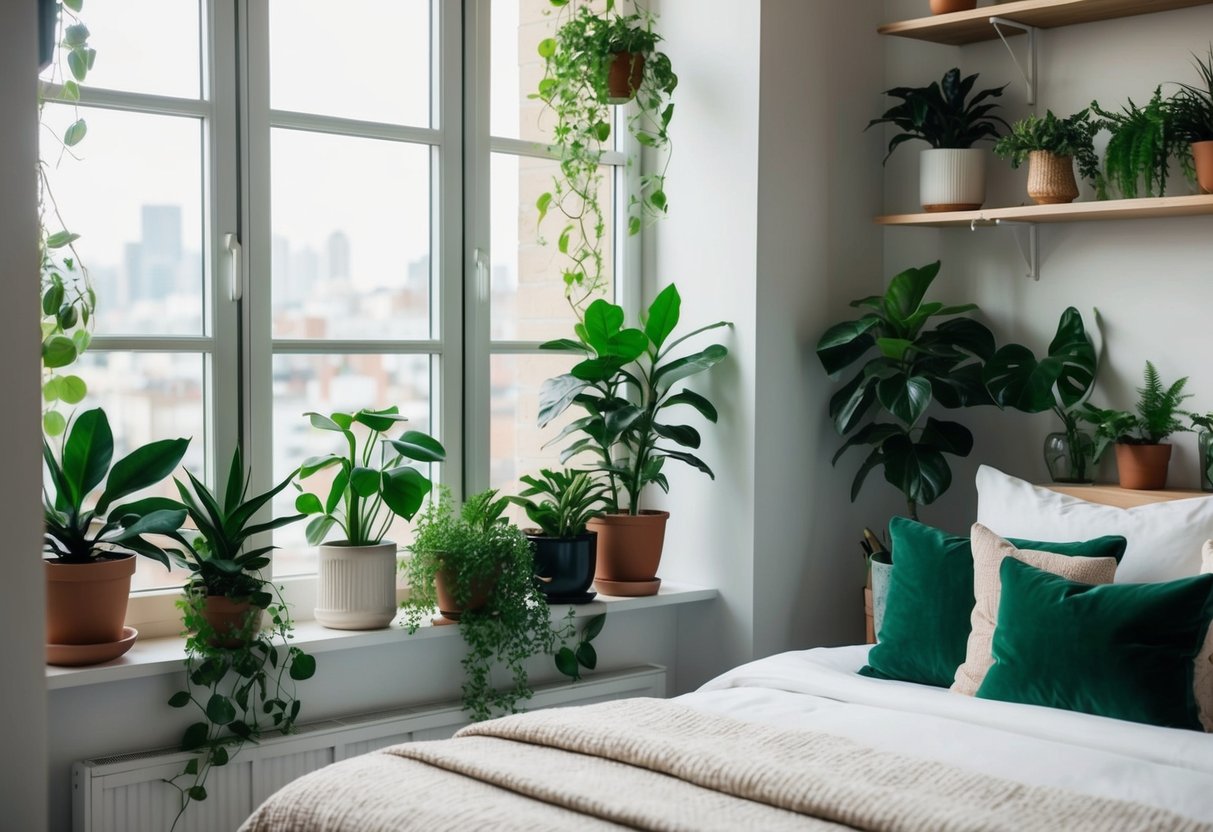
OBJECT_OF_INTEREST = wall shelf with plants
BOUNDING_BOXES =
[879,0,1213,46]
[876,192,1213,225]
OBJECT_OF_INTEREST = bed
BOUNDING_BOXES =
[242,470,1213,830]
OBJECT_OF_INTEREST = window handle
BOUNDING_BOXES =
[474,248,489,302]
[224,233,243,301]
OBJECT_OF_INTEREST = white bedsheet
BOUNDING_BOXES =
[679,645,1213,823]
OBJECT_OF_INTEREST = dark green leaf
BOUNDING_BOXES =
[380,466,432,521]
[653,345,728,392]
[289,653,316,681]
[182,722,209,751]
[876,374,931,427]
[653,423,700,449]
[555,646,580,679]
[660,389,718,422]
[538,375,588,428]
[882,261,940,325]
[881,433,952,507]
[575,641,598,670]
[188,786,207,802]
[96,437,189,514]
[828,372,877,435]
[918,417,974,457]
[41,335,77,369]
[816,318,879,375]
[62,407,113,505]
[349,467,380,498]
[294,492,323,514]
[168,691,191,708]
[387,431,446,463]
[644,284,681,350]
[206,694,237,726]
[582,612,606,641]
[353,407,406,433]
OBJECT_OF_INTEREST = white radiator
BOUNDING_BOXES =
[72,664,667,832]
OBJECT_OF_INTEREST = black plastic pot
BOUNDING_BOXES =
[528,531,597,603]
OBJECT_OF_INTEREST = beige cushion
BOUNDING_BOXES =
[952,524,1119,696]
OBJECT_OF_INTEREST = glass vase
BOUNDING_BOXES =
[1201,430,1213,492]
[1043,429,1096,484]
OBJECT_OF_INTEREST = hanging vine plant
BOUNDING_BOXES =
[534,0,677,313]
[39,0,98,436]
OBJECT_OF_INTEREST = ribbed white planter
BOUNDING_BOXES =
[920,148,986,212]
[315,541,398,630]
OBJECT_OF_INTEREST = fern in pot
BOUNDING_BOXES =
[1091,88,1190,199]
[994,109,1103,203]
[867,67,1008,212]
[509,468,608,603]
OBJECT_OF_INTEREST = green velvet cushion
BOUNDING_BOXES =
[976,558,1213,730]
[860,517,1127,688]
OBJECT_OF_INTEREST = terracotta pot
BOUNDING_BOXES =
[45,555,135,645]
[1026,151,1079,205]
[528,532,597,600]
[1115,443,1173,490]
[607,51,644,104]
[1193,141,1213,195]
[315,541,398,630]
[587,510,669,583]
[930,0,977,14]
[434,568,496,621]
[200,596,262,649]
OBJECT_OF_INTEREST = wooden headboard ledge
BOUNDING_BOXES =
[1043,484,1209,509]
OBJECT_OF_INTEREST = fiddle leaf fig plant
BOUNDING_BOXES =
[816,261,995,520]
[295,407,446,546]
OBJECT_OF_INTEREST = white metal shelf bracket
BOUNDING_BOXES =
[989,16,1037,105]
[968,217,1039,281]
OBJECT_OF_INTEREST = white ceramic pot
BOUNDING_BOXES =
[315,541,398,630]
[920,148,986,212]
[869,556,893,641]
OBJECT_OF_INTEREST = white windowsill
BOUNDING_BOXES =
[46,582,718,691]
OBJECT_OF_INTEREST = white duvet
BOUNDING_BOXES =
[680,645,1213,823]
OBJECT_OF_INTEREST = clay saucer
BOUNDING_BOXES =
[593,578,661,597]
[47,626,138,667]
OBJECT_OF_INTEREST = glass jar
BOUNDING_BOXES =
[1044,430,1096,484]
[1200,430,1213,492]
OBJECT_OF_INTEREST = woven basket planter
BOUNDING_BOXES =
[1027,151,1079,205]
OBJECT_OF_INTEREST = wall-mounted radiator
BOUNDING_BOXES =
[73,664,667,832]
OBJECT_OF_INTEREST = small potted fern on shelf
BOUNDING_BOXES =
[1091,88,1189,199]
[994,109,1103,204]
[1081,361,1191,490]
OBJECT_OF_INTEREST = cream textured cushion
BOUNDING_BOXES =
[976,465,1213,583]
[952,524,1119,697]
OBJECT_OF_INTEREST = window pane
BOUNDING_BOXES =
[271,353,435,577]
[270,0,431,127]
[74,351,208,592]
[271,130,431,341]
[490,153,614,342]
[490,0,557,143]
[42,0,202,99]
[41,105,205,336]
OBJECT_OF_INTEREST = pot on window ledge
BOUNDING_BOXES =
[315,541,398,630]
[45,554,139,666]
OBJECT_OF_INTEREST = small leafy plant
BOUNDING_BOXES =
[295,407,446,546]
[994,109,1104,195]
[867,67,1009,163]
[1081,361,1191,461]
[535,0,677,311]
[552,611,606,681]
[816,262,996,520]
[537,284,732,514]
[1170,47,1213,143]
[401,489,554,721]
[509,468,608,538]
[1091,88,1190,198]
[43,407,189,566]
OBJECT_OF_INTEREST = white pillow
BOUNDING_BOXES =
[975,465,1213,583]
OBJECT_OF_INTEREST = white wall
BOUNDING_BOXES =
[881,0,1213,533]
[0,2,50,829]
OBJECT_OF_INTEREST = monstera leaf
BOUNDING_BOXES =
[983,307,1096,415]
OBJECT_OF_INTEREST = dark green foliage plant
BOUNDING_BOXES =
[983,308,1099,482]
[552,611,606,681]
[994,110,1104,194]
[867,67,1009,163]
[1091,88,1190,198]
[537,284,731,514]
[816,262,996,520]
[535,0,677,310]
[509,468,608,538]
[1081,361,1191,461]
[295,406,446,546]
[401,489,555,721]
[43,407,189,566]
[1170,47,1213,143]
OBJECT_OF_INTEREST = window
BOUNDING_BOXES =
[43,0,636,601]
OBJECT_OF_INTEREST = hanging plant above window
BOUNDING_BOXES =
[534,0,677,314]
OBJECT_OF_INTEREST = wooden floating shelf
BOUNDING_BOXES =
[1044,484,1208,509]
[876,194,1213,227]
[879,0,1213,45]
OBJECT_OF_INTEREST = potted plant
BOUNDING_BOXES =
[1081,361,1191,490]
[535,0,677,311]
[42,407,189,664]
[163,449,315,829]
[983,307,1100,484]
[867,67,1008,212]
[994,110,1104,204]
[1169,47,1213,194]
[815,261,996,520]
[295,407,445,630]
[930,0,976,14]
[1091,88,1189,198]
[537,284,732,595]
[509,468,608,603]
[401,489,554,721]
[1190,412,1213,492]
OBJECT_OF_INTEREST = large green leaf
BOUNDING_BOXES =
[830,422,902,466]
[581,299,626,353]
[660,389,718,422]
[304,411,346,432]
[983,344,1056,412]
[381,466,432,522]
[61,408,113,506]
[353,407,406,433]
[849,445,887,502]
[1046,307,1096,410]
[653,344,728,392]
[653,423,700,449]
[644,284,681,350]
[538,374,589,428]
[386,431,446,463]
[828,372,877,435]
[881,433,952,507]
[815,317,880,376]
[349,467,381,498]
[918,418,974,456]
[97,437,189,514]
[925,317,996,362]
[108,508,188,541]
[882,261,940,327]
[876,374,932,427]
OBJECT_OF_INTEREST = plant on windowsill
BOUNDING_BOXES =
[1169,46,1213,194]
[42,407,189,663]
[534,0,677,313]
[401,489,555,721]
[509,468,609,603]
[295,406,446,630]
[983,307,1100,484]
[1091,88,1192,199]
[537,283,731,595]
[39,0,98,436]
[993,109,1104,203]
[1081,361,1191,490]
[815,261,996,521]
[163,448,315,831]
[867,67,1008,212]
[1189,412,1213,492]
